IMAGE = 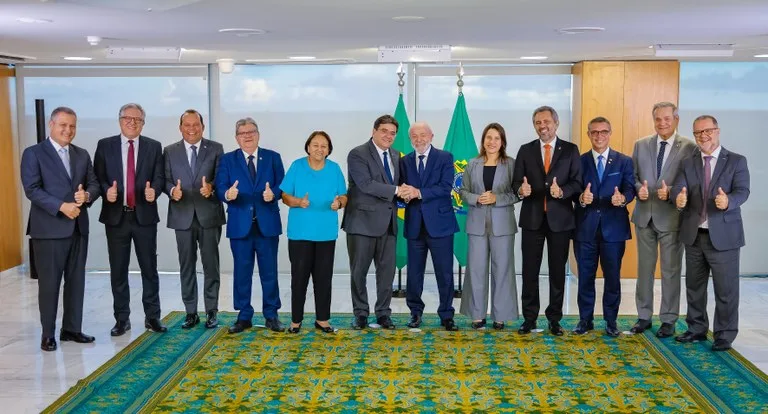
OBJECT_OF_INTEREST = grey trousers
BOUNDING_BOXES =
[635,220,684,324]
[175,216,222,314]
[460,233,518,322]
[347,233,396,318]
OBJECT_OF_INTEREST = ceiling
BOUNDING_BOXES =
[1,0,768,65]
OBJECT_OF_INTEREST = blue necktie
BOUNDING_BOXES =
[58,148,71,178]
[597,155,604,182]
[247,155,256,182]
[418,154,425,176]
[190,145,198,173]
[657,141,667,179]
[383,151,393,184]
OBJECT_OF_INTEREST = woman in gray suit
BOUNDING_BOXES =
[459,123,520,329]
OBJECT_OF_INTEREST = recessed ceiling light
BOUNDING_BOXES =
[520,56,548,60]
[755,54,768,58]
[218,28,267,35]
[649,45,655,49]
[558,26,605,35]
[288,56,316,61]
[63,56,92,61]
[17,17,52,23]
[392,16,425,22]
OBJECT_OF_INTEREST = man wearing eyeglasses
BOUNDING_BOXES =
[572,117,635,337]
[671,115,749,352]
[94,103,167,336]
[630,102,696,338]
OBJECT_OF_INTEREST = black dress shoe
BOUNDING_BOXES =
[41,337,57,352]
[407,314,422,328]
[656,323,675,338]
[145,318,168,333]
[60,330,95,343]
[471,319,487,330]
[315,321,335,333]
[442,319,459,331]
[181,313,200,329]
[287,323,302,334]
[265,318,285,332]
[377,315,396,330]
[352,316,368,330]
[518,320,536,334]
[605,325,620,337]
[572,320,594,335]
[630,319,652,334]
[549,321,564,336]
[110,320,131,337]
[712,339,732,352]
[228,319,252,334]
[493,321,504,330]
[205,311,218,329]
[675,331,707,343]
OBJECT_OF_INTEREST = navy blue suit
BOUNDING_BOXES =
[400,146,459,320]
[215,148,284,321]
[574,149,635,324]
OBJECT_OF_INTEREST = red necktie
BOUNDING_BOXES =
[127,140,136,208]
[544,144,551,211]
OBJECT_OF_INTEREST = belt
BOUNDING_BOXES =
[697,227,709,234]
[123,206,135,212]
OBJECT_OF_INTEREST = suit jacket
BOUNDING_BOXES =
[671,147,749,251]
[399,147,459,239]
[94,135,165,226]
[214,147,284,239]
[163,139,226,230]
[574,149,635,243]
[341,139,401,237]
[21,139,101,239]
[459,156,519,236]
[512,137,582,232]
[631,133,697,231]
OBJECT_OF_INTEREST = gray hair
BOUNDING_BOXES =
[587,116,612,131]
[235,117,259,134]
[409,122,433,136]
[119,103,146,120]
[50,106,77,122]
[652,101,679,118]
[693,114,718,127]
[532,106,559,124]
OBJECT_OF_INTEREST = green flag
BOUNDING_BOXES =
[442,92,478,267]
[392,93,412,269]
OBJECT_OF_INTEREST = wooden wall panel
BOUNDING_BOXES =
[0,67,22,271]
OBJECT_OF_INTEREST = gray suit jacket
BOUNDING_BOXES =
[163,138,226,230]
[460,157,519,236]
[631,133,696,231]
[341,139,400,237]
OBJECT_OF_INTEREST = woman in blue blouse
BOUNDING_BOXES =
[280,131,347,333]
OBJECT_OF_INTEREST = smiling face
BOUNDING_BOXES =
[653,106,679,140]
[483,127,503,157]
[534,110,558,143]
[693,117,720,155]
[372,122,397,150]
[49,112,77,147]
[409,123,434,154]
[119,107,144,139]
[235,124,260,154]
[307,133,330,162]
[179,112,204,145]
[588,121,611,154]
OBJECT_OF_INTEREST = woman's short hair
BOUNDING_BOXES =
[304,131,333,156]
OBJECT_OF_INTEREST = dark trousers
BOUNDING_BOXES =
[685,229,741,343]
[106,211,161,321]
[406,226,455,320]
[575,227,624,323]
[230,220,280,321]
[347,233,396,318]
[288,239,336,324]
[32,232,87,337]
[521,215,571,322]
[175,215,222,314]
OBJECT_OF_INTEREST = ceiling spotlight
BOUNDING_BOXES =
[218,28,267,35]
[520,56,548,60]
[558,27,605,35]
[288,56,316,61]
[86,36,102,46]
[392,16,426,22]
[216,58,236,74]
[17,17,52,23]
[63,56,92,61]
[755,54,768,58]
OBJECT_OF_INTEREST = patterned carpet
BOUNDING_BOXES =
[44,312,768,413]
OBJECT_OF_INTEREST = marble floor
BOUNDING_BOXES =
[1,266,767,413]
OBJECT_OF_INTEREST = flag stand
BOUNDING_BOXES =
[392,269,407,298]
[454,266,463,298]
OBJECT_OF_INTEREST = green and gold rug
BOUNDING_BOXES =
[44,313,768,413]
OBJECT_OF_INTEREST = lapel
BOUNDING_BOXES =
[135,136,149,179]
[419,146,437,186]
[367,140,390,183]
[491,159,505,191]
[692,148,704,196]
[42,139,72,184]
[110,136,124,188]
[649,137,659,181]
[545,138,563,177]
[174,141,195,184]
[533,140,546,176]
[709,148,729,198]
[390,147,400,184]
[659,134,681,182]
[235,149,253,187]
[194,139,212,182]
[252,147,265,188]
[68,146,80,190]
[584,151,599,191]
[601,149,619,194]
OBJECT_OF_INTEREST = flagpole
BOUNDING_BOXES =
[454,62,464,299]
[393,62,407,298]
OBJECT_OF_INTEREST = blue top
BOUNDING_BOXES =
[279,157,347,241]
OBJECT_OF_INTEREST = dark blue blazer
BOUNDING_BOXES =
[215,147,284,239]
[21,139,100,239]
[574,149,635,243]
[399,146,459,239]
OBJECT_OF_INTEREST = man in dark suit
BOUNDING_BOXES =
[94,103,167,336]
[672,115,750,351]
[399,122,460,331]
[164,109,226,329]
[512,106,581,336]
[342,114,412,330]
[21,107,100,351]
[573,117,635,337]
[215,117,285,334]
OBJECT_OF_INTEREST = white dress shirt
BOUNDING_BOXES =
[183,139,203,168]
[540,137,558,165]
[657,134,677,173]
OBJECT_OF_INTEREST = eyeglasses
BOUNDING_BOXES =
[693,127,719,138]
[588,130,611,137]
[120,116,145,124]
[236,130,258,138]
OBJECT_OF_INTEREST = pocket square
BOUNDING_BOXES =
[607,172,619,176]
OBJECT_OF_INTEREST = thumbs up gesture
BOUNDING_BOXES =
[676,186,688,209]
[74,184,87,206]
[581,183,593,205]
[226,180,239,201]
[106,180,118,203]
[200,176,212,198]
[263,182,274,202]
[611,186,625,206]
[299,192,310,208]
[520,176,532,198]
[657,180,669,201]
[715,187,729,210]
[172,179,183,201]
[331,195,341,211]
[144,181,156,203]
[550,177,562,199]
[638,180,649,201]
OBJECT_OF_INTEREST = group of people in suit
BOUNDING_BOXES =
[21,101,749,353]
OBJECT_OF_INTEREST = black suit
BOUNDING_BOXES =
[94,134,165,322]
[21,139,100,337]
[513,137,581,323]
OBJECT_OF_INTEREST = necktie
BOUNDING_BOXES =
[127,140,136,208]
[597,155,605,182]
[418,154,425,176]
[700,155,713,225]
[190,145,198,173]
[544,144,551,211]
[247,155,256,182]
[383,151,393,184]
[58,148,71,178]
[657,141,667,179]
